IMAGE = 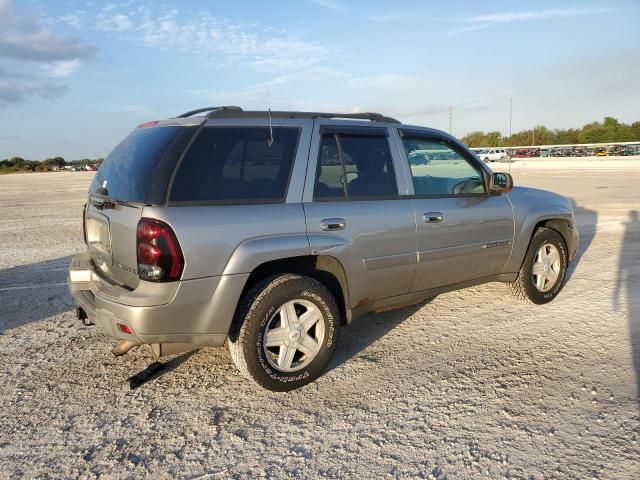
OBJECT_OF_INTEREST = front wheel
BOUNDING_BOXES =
[228,274,340,391]
[510,227,568,304]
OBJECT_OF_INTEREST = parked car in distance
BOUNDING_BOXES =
[473,148,510,162]
[68,107,579,391]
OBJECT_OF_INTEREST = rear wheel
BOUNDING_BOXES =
[510,227,568,304]
[228,274,340,391]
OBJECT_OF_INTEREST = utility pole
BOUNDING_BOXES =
[532,127,535,146]
[508,97,512,146]
[508,98,513,174]
[448,105,452,135]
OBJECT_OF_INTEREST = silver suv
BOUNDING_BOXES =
[68,107,579,391]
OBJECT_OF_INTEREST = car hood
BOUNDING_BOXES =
[509,186,573,212]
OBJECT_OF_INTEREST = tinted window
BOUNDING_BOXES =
[402,137,486,196]
[90,126,195,203]
[315,134,397,200]
[170,127,299,203]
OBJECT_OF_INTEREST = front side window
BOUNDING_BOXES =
[402,137,486,196]
[315,134,397,200]
[170,127,299,203]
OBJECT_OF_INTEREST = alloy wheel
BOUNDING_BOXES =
[263,299,325,372]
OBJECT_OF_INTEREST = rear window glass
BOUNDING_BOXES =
[90,126,195,203]
[170,127,299,203]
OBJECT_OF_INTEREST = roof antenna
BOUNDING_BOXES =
[267,87,274,147]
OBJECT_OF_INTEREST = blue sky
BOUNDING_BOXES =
[1,0,638,159]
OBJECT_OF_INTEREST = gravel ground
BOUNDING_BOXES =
[0,166,639,479]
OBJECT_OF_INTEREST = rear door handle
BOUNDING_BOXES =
[321,218,346,231]
[423,212,443,223]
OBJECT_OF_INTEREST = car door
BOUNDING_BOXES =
[393,128,514,292]
[302,121,417,307]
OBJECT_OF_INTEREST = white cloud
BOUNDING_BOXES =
[0,0,95,105]
[57,12,85,29]
[96,13,134,31]
[447,7,610,36]
[309,0,347,11]
[466,7,610,24]
[46,59,82,78]
[0,0,96,62]
[367,13,414,23]
[0,65,66,104]
[90,4,328,72]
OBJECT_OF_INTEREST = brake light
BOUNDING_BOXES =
[136,218,184,282]
[137,120,159,129]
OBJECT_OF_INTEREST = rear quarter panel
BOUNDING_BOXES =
[143,203,309,279]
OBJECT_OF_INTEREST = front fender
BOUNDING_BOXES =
[505,204,573,272]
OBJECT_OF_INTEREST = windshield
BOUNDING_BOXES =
[90,126,196,203]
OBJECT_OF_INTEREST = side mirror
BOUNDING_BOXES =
[489,172,513,193]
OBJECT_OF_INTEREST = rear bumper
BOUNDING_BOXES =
[68,252,248,346]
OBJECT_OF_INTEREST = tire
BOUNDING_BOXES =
[228,274,340,391]
[510,227,568,304]
[484,157,490,162]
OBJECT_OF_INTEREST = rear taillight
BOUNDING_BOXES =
[136,218,184,282]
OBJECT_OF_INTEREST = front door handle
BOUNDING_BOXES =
[321,218,346,231]
[423,212,443,223]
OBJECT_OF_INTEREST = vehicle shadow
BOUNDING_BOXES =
[328,299,432,372]
[0,256,74,333]
[566,198,598,281]
[612,210,640,405]
[128,350,198,389]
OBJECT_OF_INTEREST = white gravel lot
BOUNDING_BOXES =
[0,162,639,479]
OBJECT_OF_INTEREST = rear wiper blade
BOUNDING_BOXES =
[90,196,140,210]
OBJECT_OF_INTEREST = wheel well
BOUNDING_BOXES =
[241,256,349,325]
[532,218,570,249]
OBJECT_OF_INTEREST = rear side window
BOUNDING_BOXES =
[170,127,299,203]
[90,126,195,203]
[315,134,397,200]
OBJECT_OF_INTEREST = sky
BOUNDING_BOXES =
[1,0,639,159]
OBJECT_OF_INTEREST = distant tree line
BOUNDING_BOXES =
[0,157,103,174]
[462,117,640,148]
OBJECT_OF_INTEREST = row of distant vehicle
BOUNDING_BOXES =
[53,164,99,172]
[471,143,640,161]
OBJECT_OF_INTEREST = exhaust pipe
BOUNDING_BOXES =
[112,340,139,357]
[76,307,94,326]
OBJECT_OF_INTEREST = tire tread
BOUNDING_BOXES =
[228,273,338,390]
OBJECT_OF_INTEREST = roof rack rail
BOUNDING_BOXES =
[203,109,400,123]
[313,112,400,123]
[176,106,243,118]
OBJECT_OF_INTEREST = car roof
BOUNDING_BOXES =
[175,106,401,124]
[139,106,460,142]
